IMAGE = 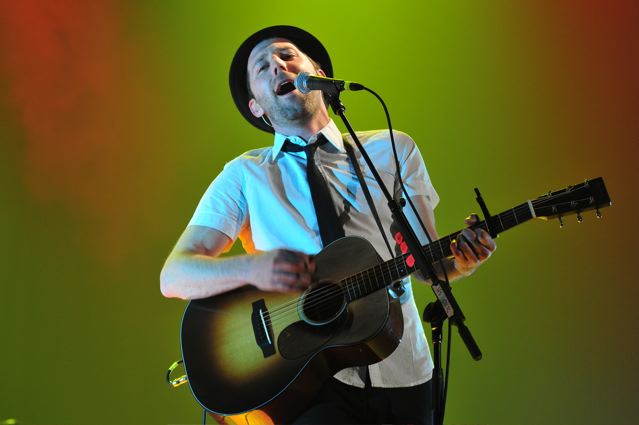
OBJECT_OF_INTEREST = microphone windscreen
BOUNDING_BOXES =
[294,72,311,94]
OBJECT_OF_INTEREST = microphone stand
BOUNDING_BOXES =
[326,92,482,425]
[423,301,447,425]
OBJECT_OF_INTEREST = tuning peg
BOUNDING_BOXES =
[577,212,583,223]
[558,216,564,228]
[596,208,602,219]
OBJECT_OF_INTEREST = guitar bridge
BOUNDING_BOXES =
[251,299,275,358]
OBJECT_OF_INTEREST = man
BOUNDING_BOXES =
[161,25,496,425]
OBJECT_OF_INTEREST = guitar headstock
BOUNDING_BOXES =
[532,177,611,224]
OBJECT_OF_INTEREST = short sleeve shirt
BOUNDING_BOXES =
[189,120,439,388]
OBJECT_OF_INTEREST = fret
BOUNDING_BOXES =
[351,274,359,301]
[370,265,378,294]
[497,214,504,232]
[379,263,387,289]
[371,265,379,293]
[396,256,406,277]
[345,277,351,302]
[351,274,358,299]
[385,262,394,284]
[527,200,536,218]
[382,264,390,289]
[353,271,370,298]
[362,268,369,295]
[337,178,605,302]
[391,257,401,283]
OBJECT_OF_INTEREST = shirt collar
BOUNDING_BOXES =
[271,119,344,160]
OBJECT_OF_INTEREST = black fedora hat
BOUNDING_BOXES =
[229,25,333,133]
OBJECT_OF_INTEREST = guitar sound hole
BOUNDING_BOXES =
[299,282,346,326]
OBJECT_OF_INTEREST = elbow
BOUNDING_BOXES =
[160,265,174,298]
[160,263,185,299]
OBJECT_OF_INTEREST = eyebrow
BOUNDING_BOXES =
[249,46,297,70]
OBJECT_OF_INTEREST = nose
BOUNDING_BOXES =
[270,54,287,76]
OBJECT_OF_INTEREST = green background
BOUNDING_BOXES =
[1,1,637,424]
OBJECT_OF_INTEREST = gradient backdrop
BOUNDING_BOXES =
[1,1,637,424]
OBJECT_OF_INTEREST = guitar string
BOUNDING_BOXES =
[212,191,595,345]
[263,193,587,328]
[257,194,593,334]
[261,201,537,329]
[256,198,595,340]
[262,194,595,332]
[263,197,559,327]
[265,199,536,319]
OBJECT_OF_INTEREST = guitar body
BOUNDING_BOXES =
[177,177,612,425]
[180,236,404,424]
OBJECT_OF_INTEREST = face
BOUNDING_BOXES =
[246,38,326,127]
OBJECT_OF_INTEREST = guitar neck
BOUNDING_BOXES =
[341,201,535,303]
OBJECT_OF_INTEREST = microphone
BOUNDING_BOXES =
[294,72,363,95]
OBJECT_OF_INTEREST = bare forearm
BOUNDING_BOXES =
[160,252,256,300]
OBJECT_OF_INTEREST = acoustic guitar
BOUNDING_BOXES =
[179,177,610,425]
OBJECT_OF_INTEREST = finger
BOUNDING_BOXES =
[273,249,314,268]
[478,229,497,252]
[281,253,316,274]
[276,271,312,290]
[273,261,311,274]
[305,255,316,273]
[270,273,297,291]
[460,228,478,242]
[464,213,480,226]
[470,243,491,261]
[459,236,479,263]
[476,229,497,251]
[275,249,306,262]
[450,239,467,262]
[451,239,474,275]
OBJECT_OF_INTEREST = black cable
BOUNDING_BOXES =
[202,408,207,424]
[360,86,455,283]
[359,85,454,424]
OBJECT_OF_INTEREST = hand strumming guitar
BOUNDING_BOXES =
[249,249,316,293]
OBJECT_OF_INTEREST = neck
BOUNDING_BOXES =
[272,106,330,141]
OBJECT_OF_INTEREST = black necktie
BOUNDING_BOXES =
[282,135,345,246]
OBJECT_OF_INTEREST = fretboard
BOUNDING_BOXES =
[341,201,535,302]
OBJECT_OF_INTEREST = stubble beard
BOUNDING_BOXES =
[259,91,323,128]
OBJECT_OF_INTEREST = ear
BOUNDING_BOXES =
[316,68,327,77]
[248,98,264,118]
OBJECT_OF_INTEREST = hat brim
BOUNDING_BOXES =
[229,25,333,133]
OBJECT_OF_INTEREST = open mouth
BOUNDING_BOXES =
[275,81,296,96]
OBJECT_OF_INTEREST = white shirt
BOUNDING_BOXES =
[189,119,439,388]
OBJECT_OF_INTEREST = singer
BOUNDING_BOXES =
[160,25,496,425]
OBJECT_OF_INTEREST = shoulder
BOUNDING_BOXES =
[225,146,274,169]
[209,147,273,187]
[344,129,418,159]
[345,129,416,147]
